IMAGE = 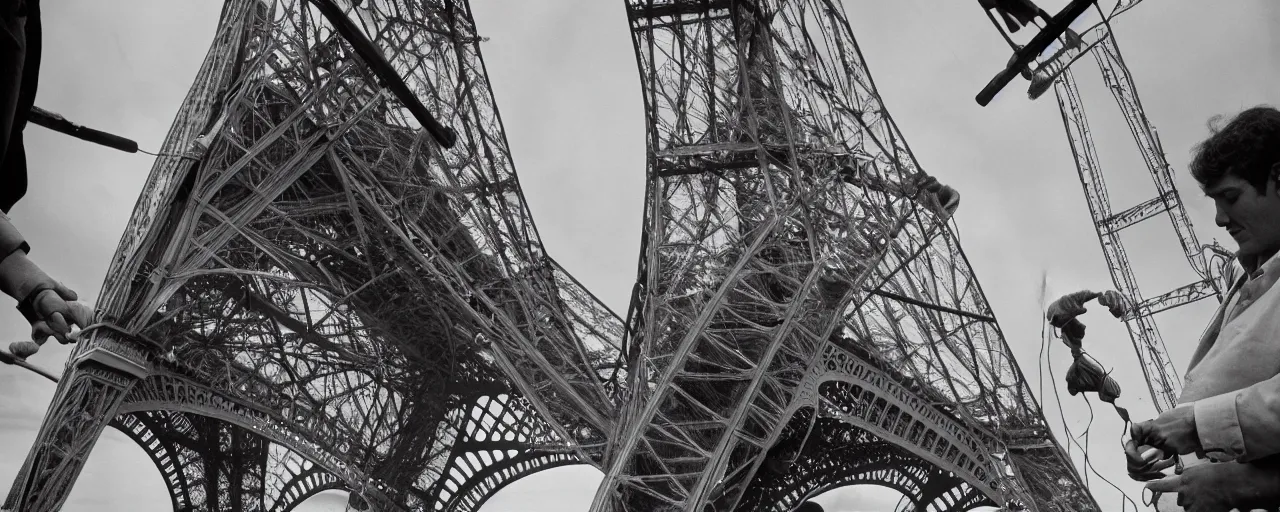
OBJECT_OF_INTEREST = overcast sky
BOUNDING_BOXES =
[0,1,1276,511]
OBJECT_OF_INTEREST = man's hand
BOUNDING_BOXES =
[0,245,97,351]
[1132,406,1202,457]
[8,283,96,359]
[1125,439,1175,481]
[1146,461,1280,512]
[28,282,95,345]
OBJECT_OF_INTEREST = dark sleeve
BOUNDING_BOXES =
[0,213,30,260]
[0,0,37,213]
[13,0,38,133]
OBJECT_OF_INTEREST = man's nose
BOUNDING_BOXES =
[1215,204,1230,227]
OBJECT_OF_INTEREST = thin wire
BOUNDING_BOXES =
[1042,324,1142,510]
[1078,395,1094,490]
[137,147,198,160]
[1038,299,1060,455]
[1045,327,1074,458]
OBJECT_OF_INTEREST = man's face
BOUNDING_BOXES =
[1205,171,1280,259]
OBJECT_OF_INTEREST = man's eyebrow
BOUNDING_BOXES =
[1204,185,1239,198]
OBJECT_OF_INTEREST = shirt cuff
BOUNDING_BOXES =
[1193,391,1246,462]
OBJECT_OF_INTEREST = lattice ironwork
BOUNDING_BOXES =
[1048,37,1234,412]
[5,0,619,510]
[974,0,1235,413]
[5,1,1101,511]
[976,0,1237,415]
[736,415,992,512]
[115,410,270,512]
[595,1,1096,510]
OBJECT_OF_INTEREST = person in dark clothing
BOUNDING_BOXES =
[0,0,95,358]
[978,0,1054,33]
[1,0,38,211]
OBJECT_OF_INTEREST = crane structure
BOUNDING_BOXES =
[977,0,1234,413]
[4,1,1098,511]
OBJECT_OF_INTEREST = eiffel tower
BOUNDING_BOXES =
[594,2,1095,511]
[4,1,1096,511]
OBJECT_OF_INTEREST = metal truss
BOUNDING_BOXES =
[1050,32,1233,413]
[893,485,992,512]
[5,0,620,510]
[976,0,1235,414]
[991,0,1147,99]
[736,415,993,512]
[6,0,1100,511]
[424,392,584,511]
[598,2,1096,510]
[261,446,346,512]
[115,392,580,512]
[117,409,352,512]
[114,411,270,511]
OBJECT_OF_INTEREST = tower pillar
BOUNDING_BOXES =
[2,331,150,512]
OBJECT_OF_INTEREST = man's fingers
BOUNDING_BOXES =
[30,289,96,339]
[1130,421,1162,450]
[33,289,61,315]
[32,291,72,339]
[1124,440,1162,468]
[1130,421,1145,441]
[1129,470,1167,482]
[65,301,94,331]
[9,341,39,359]
[45,312,70,343]
[52,282,78,302]
[1124,439,1144,460]
[1130,453,1174,474]
[31,321,54,345]
[1145,474,1182,493]
[1149,456,1176,473]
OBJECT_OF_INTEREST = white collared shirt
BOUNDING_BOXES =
[1179,249,1280,463]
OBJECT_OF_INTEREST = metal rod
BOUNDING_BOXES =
[976,0,1095,106]
[0,348,60,383]
[27,106,139,154]
[865,287,997,323]
[306,0,458,149]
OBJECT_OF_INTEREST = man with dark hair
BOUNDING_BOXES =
[1126,106,1280,511]
[1,0,95,357]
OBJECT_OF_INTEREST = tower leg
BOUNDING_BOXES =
[2,332,149,512]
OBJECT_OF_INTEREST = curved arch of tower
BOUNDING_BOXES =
[736,415,993,512]
[4,1,1099,511]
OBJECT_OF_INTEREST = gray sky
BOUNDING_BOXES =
[0,1,1276,511]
